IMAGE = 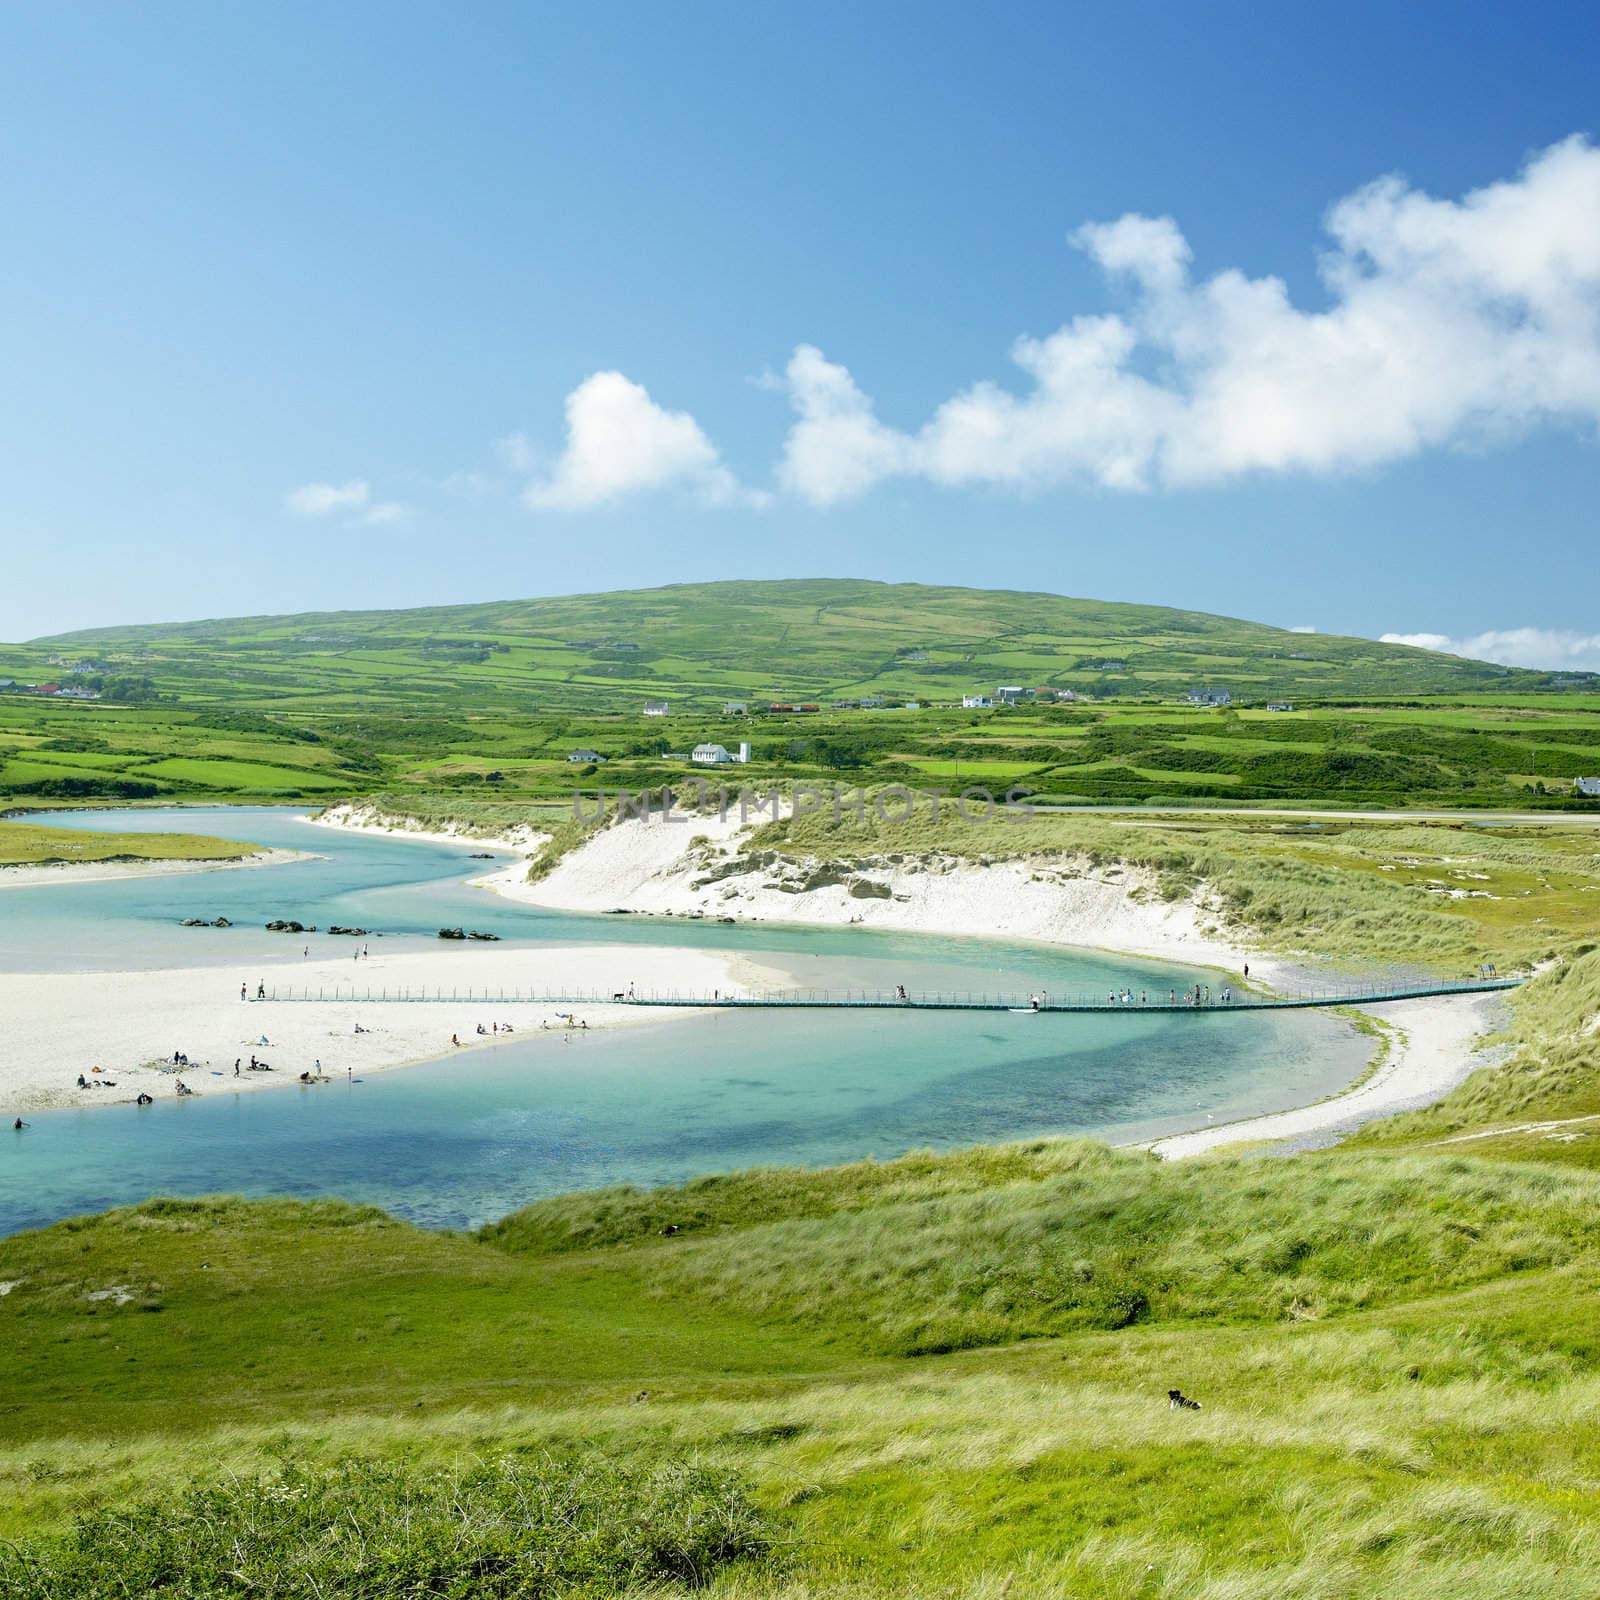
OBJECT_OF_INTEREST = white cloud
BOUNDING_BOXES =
[526,371,766,510]
[284,479,410,526]
[285,479,370,516]
[776,346,912,505]
[776,135,1600,503]
[1381,628,1600,671]
[494,432,538,474]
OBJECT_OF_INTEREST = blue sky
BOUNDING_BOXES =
[2,1,1598,664]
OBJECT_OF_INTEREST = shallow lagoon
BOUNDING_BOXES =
[0,808,1367,1233]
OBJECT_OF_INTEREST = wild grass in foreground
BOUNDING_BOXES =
[0,1454,768,1599]
[7,1152,1600,1597]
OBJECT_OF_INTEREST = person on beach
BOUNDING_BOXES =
[256,981,266,1000]
[1243,963,1249,980]
[240,983,247,1002]
[136,1093,153,1105]
[451,1033,461,1047]
[12,1118,26,1130]
[234,1059,241,1077]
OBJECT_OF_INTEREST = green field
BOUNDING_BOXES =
[2,581,1599,810]
[8,1138,1600,1598]
[0,820,256,867]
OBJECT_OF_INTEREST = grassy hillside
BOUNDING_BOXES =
[8,1147,1600,1597]
[4,580,1599,809]
[17,579,1558,708]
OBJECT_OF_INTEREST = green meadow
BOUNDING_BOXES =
[3,580,1598,810]
[7,1140,1600,1598]
[0,820,255,867]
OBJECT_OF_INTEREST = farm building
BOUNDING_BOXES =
[1187,687,1232,706]
[692,742,751,766]
[566,749,605,763]
[963,694,994,709]
[1577,777,1600,797]
[642,700,670,717]
[722,701,748,715]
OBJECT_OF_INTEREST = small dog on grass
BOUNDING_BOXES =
[1168,1389,1202,1411]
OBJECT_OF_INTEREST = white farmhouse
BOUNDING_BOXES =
[963,694,993,709]
[642,700,670,717]
[692,742,751,766]
[1577,777,1600,797]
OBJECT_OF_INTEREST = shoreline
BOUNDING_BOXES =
[319,805,1501,1157]
[2,942,779,1114]
[0,847,313,889]
[307,803,549,857]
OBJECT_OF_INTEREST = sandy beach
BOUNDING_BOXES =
[2,942,776,1113]
[0,847,312,889]
[315,805,1502,1155]
[1148,990,1507,1158]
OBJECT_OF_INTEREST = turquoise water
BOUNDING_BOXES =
[0,808,1367,1234]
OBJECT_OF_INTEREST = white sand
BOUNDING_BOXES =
[2,942,775,1113]
[23,802,1494,1148]
[1148,991,1506,1158]
[472,811,1501,1154]
[476,807,1279,978]
[309,802,549,856]
[0,847,311,889]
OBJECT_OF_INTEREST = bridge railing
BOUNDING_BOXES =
[255,976,1522,1010]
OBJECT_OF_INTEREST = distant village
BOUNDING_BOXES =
[0,657,105,700]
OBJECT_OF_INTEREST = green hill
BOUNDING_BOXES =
[17,578,1549,711]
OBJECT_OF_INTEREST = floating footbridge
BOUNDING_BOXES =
[261,976,1521,1013]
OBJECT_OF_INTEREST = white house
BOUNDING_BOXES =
[722,701,748,715]
[1053,689,1078,702]
[642,700,670,717]
[1577,777,1600,797]
[1187,687,1232,706]
[963,694,993,709]
[1265,701,1294,712]
[566,749,605,764]
[692,742,751,766]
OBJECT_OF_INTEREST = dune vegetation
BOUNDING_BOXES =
[0,819,256,867]
[7,1144,1600,1597]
